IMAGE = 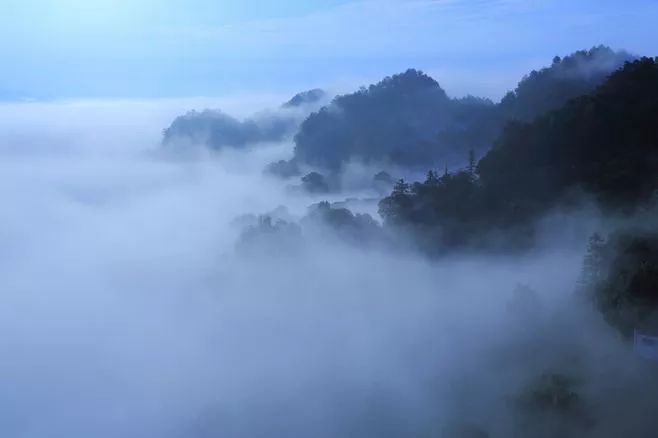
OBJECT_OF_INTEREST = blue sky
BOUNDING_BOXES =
[1,0,658,100]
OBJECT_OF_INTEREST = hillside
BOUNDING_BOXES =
[289,47,631,173]
[379,57,658,250]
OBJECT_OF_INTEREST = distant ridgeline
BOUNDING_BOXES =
[162,46,632,174]
[498,46,634,121]
[289,46,633,173]
[281,89,327,109]
[162,89,327,151]
[379,57,658,251]
[293,69,496,171]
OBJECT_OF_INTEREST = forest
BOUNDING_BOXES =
[7,1,658,436]
[162,48,658,344]
[2,43,657,438]
[219,48,658,434]
[379,57,658,251]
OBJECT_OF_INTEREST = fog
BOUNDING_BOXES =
[0,99,656,438]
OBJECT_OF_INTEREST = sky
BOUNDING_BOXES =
[2,2,658,436]
[2,0,658,100]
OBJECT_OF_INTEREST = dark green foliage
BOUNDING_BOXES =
[500,46,634,121]
[378,179,413,226]
[294,69,499,171]
[379,170,507,250]
[292,47,630,172]
[580,229,658,338]
[379,58,658,252]
[433,95,504,170]
[480,57,658,212]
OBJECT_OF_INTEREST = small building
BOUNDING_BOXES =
[634,320,658,361]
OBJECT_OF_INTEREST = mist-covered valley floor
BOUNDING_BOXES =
[1,93,657,438]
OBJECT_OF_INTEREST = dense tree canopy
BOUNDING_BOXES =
[580,229,658,338]
[499,46,633,121]
[379,58,658,251]
[290,47,631,173]
[293,69,498,171]
[480,57,658,212]
[302,201,383,245]
[163,47,631,176]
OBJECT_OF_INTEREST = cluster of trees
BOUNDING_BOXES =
[282,89,326,108]
[237,201,383,253]
[379,58,658,251]
[378,169,490,251]
[499,46,634,121]
[302,201,382,244]
[162,89,328,151]
[232,51,658,438]
[287,46,632,173]
[161,46,635,196]
[237,215,303,256]
[292,68,499,171]
[480,57,658,212]
[275,168,395,195]
[580,229,658,338]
